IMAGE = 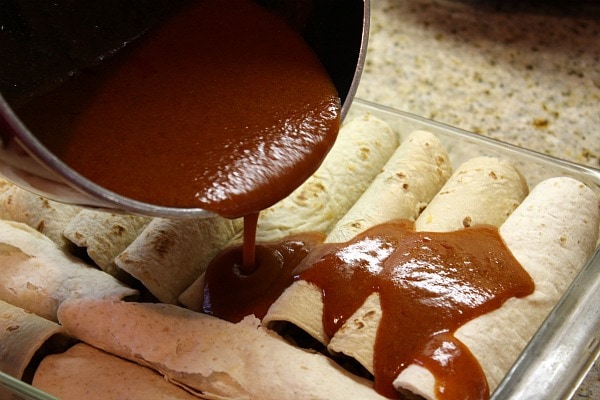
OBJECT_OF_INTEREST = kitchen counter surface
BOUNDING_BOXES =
[356,0,599,398]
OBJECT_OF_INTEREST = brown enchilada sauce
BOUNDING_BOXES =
[204,220,534,399]
[17,0,341,220]
[298,220,534,399]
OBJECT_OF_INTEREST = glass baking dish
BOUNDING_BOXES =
[1,98,599,400]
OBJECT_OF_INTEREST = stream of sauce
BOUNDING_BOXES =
[16,0,341,221]
[203,220,535,399]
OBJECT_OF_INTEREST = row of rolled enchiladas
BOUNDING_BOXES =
[0,112,599,399]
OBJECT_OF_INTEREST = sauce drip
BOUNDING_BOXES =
[242,212,260,273]
[16,0,341,219]
[203,220,534,399]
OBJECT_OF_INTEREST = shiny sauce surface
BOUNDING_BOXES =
[204,220,534,399]
[17,0,340,218]
[299,220,534,399]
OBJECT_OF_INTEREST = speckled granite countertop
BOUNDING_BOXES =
[356,0,599,398]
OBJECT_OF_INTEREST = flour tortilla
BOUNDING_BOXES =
[326,129,452,243]
[327,156,529,375]
[0,300,71,381]
[0,219,138,322]
[393,177,600,398]
[325,156,529,365]
[115,216,238,304]
[263,131,453,343]
[63,210,151,282]
[414,156,529,232]
[57,299,387,400]
[262,279,328,343]
[0,177,81,250]
[33,343,199,400]
[179,113,399,310]
[455,177,599,390]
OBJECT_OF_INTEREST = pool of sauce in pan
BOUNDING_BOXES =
[16,0,341,221]
[203,220,534,399]
[203,231,325,323]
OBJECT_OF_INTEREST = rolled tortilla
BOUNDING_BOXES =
[326,129,452,243]
[33,343,199,400]
[263,130,453,343]
[414,156,529,232]
[455,177,599,390]
[0,219,138,322]
[115,216,238,304]
[178,113,399,310]
[393,177,600,398]
[57,299,388,400]
[327,156,530,373]
[0,177,81,250]
[0,300,71,382]
[63,209,151,282]
[262,279,328,343]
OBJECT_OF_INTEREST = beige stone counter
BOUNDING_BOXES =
[356,0,599,398]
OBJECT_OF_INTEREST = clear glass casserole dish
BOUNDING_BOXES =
[1,98,598,400]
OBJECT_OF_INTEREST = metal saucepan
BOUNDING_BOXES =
[0,0,370,218]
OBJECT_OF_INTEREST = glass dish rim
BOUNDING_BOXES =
[352,97,600,400]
